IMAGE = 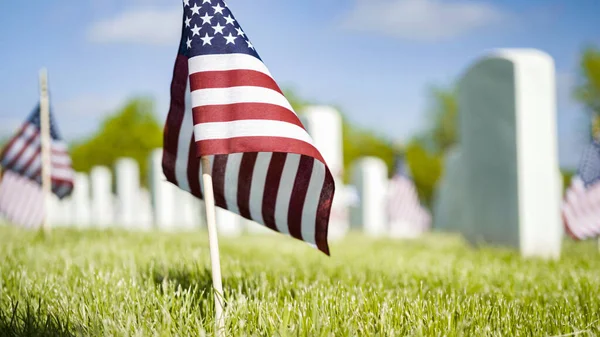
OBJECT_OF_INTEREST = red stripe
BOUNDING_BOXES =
[193,103,303,127]
[261,153,287,231]
[237,152,258,219]
[316,168,335,256]
[189,69,282,94]
[5,130,39,170]
[19,145,41,176]
[0,125,27,162]
[187,134,202,199]
[211,154,228,209]
[196,137,325,164]
[287,156,314,241]
[162,54,189,185]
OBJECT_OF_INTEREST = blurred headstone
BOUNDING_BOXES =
[216,207,242,236]
[300,106,348,239]
[72,172,91,227]
[114,158,140,229]
[458,49,562,259]
[90,166,113,227]
[137,188,154,230]
[432,147,466,232]
[149,149,177,230]
[176,189,202,230]
[350,157,388,236]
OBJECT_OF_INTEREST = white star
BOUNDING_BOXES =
[202,0,211,3]
[190,24,201,36]
[183,0,189,6]
[186,37,192,49]
[200,12,213,25]
[235,27,245,37]
[190,3,201,15]
[246,40,254,49]
[200,33,214,45]
[212,22,225,35]
[223,15,235,25]
[224,33,237,44]
[185,16,192,27]
[212,3,225,15]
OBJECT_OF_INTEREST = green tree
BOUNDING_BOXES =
[575,46,600,116]
[70,97,163,187]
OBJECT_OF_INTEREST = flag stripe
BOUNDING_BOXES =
[248,152,271,227]
[190,86,295,114]
[288,155,313,241]
[273,154,301,236]
[212,154,228,209]
[190,69,282,94]
[188,53,272,77]
[194,119,313,145]
[262,153,286,231]
[236,152,257,219]
[193,103,303,127]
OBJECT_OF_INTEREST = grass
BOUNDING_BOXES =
[0,225,599,337]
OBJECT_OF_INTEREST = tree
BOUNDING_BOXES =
[574,46,600,140]
[69,97,163,188]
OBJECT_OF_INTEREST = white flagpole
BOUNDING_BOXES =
[200,156,225,336]
[39,68,52,233]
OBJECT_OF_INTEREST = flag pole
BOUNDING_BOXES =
[39,68,52,233]
[200,156,225,336]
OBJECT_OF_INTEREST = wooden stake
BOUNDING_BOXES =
[39,68,51,233]
[200,156,225,336]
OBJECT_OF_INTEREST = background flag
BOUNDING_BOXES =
[162,0,335,255]
[562,140,600,240]
[0,104,74,227]
[387,154,431,234]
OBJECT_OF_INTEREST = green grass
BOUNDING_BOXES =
[0,225,599,337]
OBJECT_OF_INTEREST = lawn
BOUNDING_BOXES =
[0,225,599,336]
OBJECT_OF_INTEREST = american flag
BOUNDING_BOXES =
[387,154,431,234]
[162,0,335,254]
[0,104,74,227]
[562,140,600,240]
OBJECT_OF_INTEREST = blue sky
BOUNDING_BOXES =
[0,0,598,169]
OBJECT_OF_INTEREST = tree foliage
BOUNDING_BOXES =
[69,97,163,188]
[575,46,600,117]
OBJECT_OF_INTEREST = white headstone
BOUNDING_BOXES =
[432,147,466,233]
[300,106,344,178]
[216,207,242,236]
[72,173,91,227]
[137,188,154,230]
[114,158,140,229]
[149,149,177,231]
[176,189,202,231]
[458,49,562,259]
[90,166,113,227]
[350,157,388,236]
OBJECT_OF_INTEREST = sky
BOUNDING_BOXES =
[0,0,599,169]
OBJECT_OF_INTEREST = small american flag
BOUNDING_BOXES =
[0,104,74,227]
[562,140,600,240]
[162,0,335,254]
[387,155,431,234]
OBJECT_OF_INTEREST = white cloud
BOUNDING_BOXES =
[340,0,508,42]
[87,7,181,45]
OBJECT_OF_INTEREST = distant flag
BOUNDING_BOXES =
[0,104,74,227]
[162,0,335,254]
[562,140,600,240]
[387,154,431,234]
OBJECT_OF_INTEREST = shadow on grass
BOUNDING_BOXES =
[0,300,88,337]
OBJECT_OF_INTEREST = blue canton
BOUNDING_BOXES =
[577,140,600,188]
[26,104,63,141]
[180,0,261,60]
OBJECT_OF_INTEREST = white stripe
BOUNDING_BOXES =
[12,137,40,171]
[223,153,243,214]
[52,167,74,180]
[23,158,41,178]
[51,153,72,166]
[188,53,272,77]
[248,152,271,226]
[194,120,313,145]
[301,160,326,246]
[273,154,300,235]
[190,86,295,114]
[2,125,37,164]
[175,81,194,193]
[51,141,68,152]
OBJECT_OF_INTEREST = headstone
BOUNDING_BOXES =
[90,166,113,227]
[350,157,388,236]
[149,149,177,231]
[137,188,154,230]
[72,173,91,227]
[176,189,202,231]
[458,49,562,259]
[216,207,242,236]
[114,158,140,229]
[300,106,349,239]
[432,147,466,232]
